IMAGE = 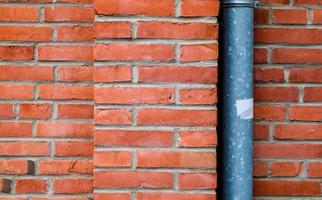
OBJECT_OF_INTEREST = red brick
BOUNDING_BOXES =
[254,180,321,196]
[39,160,93,175]
[19,103,51,119]
[94,0,174,16]
[254,161,268,177]
[15,179,47,193]
[254,124,269,140]
[37,122,93,138]
[179,88,217,105]
[95,66,132,83]
[0,26,51,42]
[45,6,94,22]
[138,66,217,83]
[95,130,172,147]
[181,0,219,17]
[0,84,33,100]
[53,179,92,194]
[0,46,33,60]
[0,179,10,193]
[0,6,38,22]
[137,109,217,126]
[57,66,93,82]
[294,0,322,5]
[38,45,93,61]
[57,26,93,42]
[0,160,33,175]
[275,124,322,140]
[58,104,93,119]
[95,108,131,125]
[55,141,93,157]
[308,162,322,177]
[94,22,131,39]
[254,143,322,158]
[255,9,269,24]
[271,162,302,177]
[94,151,131,167]
[0,104,14,119]
[0,122,32,137]
[254,86,298,102]
[289,106,322,121]
[313,9,322,24]
[273,48,322,64]
[94,44,174,61]
[255,28,322,44]
[57,0,92,2]
[32,198,88,200]
[180,44,218,62]
[254,67,284,83]
[95,87,174,104]
[94,193,130,200]
[304,87,322,102]
[254,105,285,121]
[261,0,289,4]
[254,48,268,64]
[290,67,322,83]
[0,66,53,81]
[137,22,217,40]
[39,84,93,100]
[137,192,215,200]
[272,9,307,24]
[179,173,216,189]
[178,131,217,147]
[0,142,49,156]
[137,151,216,168]
[94,171,173,189]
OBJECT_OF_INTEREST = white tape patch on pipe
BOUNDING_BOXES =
[236,98,253,119]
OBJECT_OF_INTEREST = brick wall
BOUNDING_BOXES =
[0,0,321,199]
[253,0,322,198]
[0,0,95,199]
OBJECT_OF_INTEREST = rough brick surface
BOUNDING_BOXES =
[254,0,322,198]
[0,0,321,199]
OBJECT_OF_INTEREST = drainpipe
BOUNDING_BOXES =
[221,0,257,199]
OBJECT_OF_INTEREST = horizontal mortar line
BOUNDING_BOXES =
[95,39,218,44]
[255,83,322,87]
[253,101,322,106]
[254,157,322,161]
[0,174,93,178]
[95,16,217,23]
[35,42,93,46]
[0,81,93,86]
[254,119,322,124]
[270,138,322,142]
[95,104,216,109]
[253,177,322,182]
[94,147,216,151]
[0,138,93,142]
[95,63,217,67]
[0,157,93,160]
[94,126,216,131]
[94,188,216,194]
[94,83,217,87]
[0,22,93,26]
[95,125,216,130]
[255,24,322,29]
[255,121,322,125]
[254,140,322,144]
[255,64,322,67]
[0,2,93,6]
[259,4,322,8]
[0,61,92,65]
[0,100,93,104]
[93,167,216,173]
[94,61,218,66]
[255,44,322,48]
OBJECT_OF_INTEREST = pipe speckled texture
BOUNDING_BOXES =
[222,2,254,200]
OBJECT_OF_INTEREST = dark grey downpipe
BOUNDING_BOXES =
[221,0,256,199]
